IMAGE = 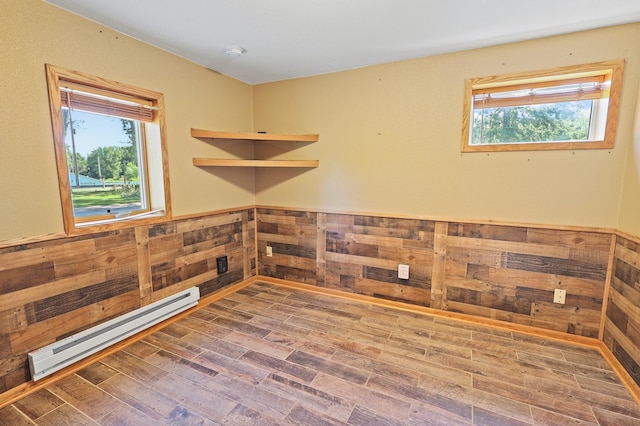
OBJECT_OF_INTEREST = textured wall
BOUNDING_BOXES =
[0,209,255,392]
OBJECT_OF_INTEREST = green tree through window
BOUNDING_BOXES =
[472,101,591,145]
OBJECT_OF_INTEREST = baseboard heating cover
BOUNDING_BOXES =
[28,286,200,381]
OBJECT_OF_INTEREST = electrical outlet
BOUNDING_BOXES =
[398,264,409,280]
[216,255,228,274]
[266,246,273,257]
[553,288,566,304]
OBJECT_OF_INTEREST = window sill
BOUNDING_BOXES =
[462,139,613,153]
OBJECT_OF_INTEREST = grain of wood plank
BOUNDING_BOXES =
[325,251,399,270]
[101,351,168,385]
[419,374,534,424]
[526,228,612,250]
[316,212,327,288]
[615,242,640,268]
[12,388,64,420]
[35,403,96,425]
[48,373,120,420]
[0,262,56,294]
[223,331,293,359]
[603,318,640,374]
[206,373,294,419]
[446,245,503,269]
[144,350,219,386]
[505,252,607,281]
[450,223,528,242]
[473,375,597,422]
[131,233,155,284]
[30,275,139,323]
[354,278,430,305]
[98,373,177,420]
[312,372,412,420]
[240,350,317,383]
[264,373,354,422]
[0,239,95,272]
[141,332,203,360]
[151,373,236,421]
[0,270,105,313]
[407,402,472,425]
[610,282,640,325]
[286,404,348,425]
[343,232,404,248]
[175,212,243,234]
[592,406,640,426]
[368,372,473,420]
[447,235,572,259]
[0,404,35,425]
[98,402,157,425]
[522,375,640,418]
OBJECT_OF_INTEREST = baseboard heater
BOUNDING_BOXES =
[28,286,200,381]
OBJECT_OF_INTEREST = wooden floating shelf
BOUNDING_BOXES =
[191,129,319,143]
[193,158,319,168]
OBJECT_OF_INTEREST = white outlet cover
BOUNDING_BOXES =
[398,264,409,280]
[553,289,566,304]
[266,246,273,257]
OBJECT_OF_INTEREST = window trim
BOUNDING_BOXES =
[461,60,625,153]
[45,64,172,234]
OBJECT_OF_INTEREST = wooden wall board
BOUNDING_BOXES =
[0,208,255,394]
[442,222,607,338]
[258,210,435,307]
[257,208,318,286]
[605,235,640,387]
[257,210,609,340]
[602,235,640,386]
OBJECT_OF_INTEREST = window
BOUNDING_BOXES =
[461,60,624,152]
[45,64,171,233]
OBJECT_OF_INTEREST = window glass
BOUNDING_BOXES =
[63,109,148,220]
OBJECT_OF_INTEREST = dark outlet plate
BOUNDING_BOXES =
[216,256,228,274]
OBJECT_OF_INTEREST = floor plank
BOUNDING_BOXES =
[5,281,639,425]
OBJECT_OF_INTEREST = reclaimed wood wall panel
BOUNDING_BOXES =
[442,223,609,338]
[257,210,435,306]
[256,208,609,339]
[257,208,319,285]
[604,235,640,387]
[0,209,255,393]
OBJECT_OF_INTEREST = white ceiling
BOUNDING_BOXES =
[45,0,640,85]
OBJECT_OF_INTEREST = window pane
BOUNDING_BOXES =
[63,109,147,218]
[471,100,593,145]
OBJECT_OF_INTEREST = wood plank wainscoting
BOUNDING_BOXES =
[1,205,639,412]
[0,208,256,395]
[257,208,610,338]
[604,233,640,390]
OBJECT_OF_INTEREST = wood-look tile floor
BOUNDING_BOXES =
[2,282,639,425]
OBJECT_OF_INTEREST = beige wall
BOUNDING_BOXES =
[253,24,640,229]
[2,1,639,242]
[0,0,254,243]
[618,83,640,235]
